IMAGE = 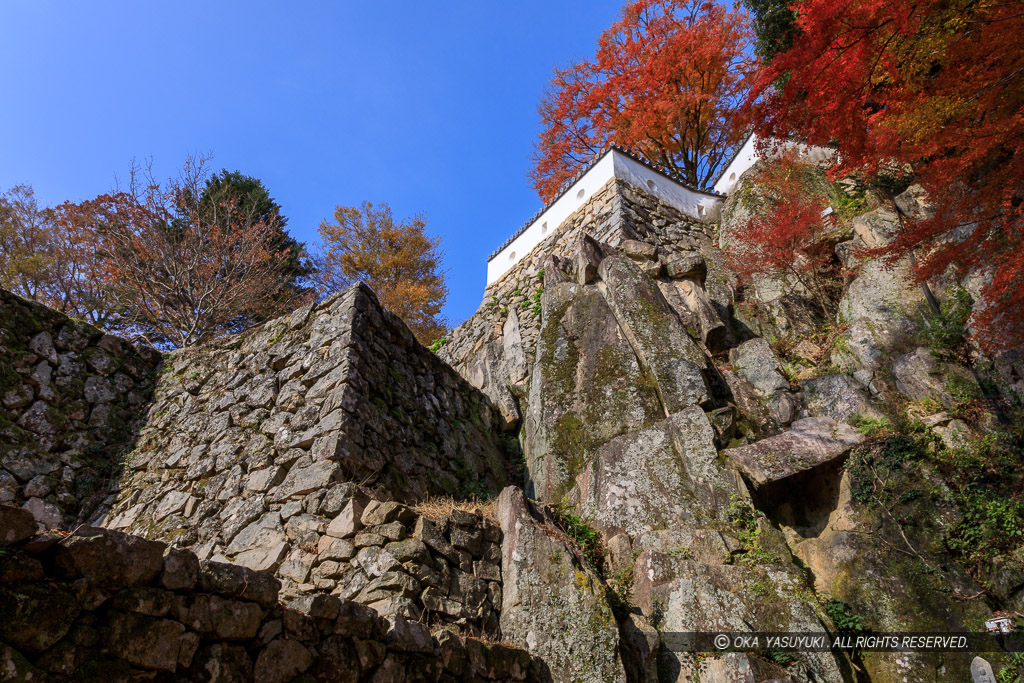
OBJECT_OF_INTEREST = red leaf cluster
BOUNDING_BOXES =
[724,154,841,312]
[531,0,754,200]
[748,0,1024,348]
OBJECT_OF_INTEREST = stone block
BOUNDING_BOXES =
[724,417,865,489]
[107,611,185,671]
[0,504,38,545]
[326,498,364,539]
[54,527,165,589]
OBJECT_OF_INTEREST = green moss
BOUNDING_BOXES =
[553,413,586,481]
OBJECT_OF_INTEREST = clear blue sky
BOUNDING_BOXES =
[0,1,625,326]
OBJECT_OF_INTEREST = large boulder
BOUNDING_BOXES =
[495,486,625,683]
[798,373,884,422]
[570,407,731,539]
[724,417,865,490]
[524,280,662,503]
[891,347,980,409]
[729,338,789,397]
[598,255,711,412]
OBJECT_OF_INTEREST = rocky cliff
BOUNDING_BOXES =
[1,165,1022,682]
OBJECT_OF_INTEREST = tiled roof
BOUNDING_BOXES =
[486,145,724,263]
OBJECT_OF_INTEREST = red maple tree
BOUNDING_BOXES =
[531,0,754,201]
[747,0,1024,348]
[725,154,842,315]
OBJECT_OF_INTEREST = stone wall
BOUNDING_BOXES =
[0,289,161,530]
[0,505,540,682]
[91,284,510,626]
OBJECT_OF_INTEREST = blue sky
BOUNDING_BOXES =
[0,1,626,326]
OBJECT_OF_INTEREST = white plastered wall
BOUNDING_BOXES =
[486,149,723,285]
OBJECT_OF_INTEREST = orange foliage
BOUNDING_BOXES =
[531,0,754,200]
[0,185,116,327]
[62,156,305,348]
[312,202,448,344]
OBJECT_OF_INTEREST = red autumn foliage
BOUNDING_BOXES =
[531,0,754,201]
[0,185,117,327]
[725,154,841,314]
[747,0,1024,349]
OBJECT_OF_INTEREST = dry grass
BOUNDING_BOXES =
[412,495,496,522]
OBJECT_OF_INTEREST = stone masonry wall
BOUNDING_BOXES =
[0,289,161,530]
[92,283,508,633]
[0,505,540,682]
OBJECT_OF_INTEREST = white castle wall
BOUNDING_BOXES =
[486,148,723,285]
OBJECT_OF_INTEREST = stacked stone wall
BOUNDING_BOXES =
[78,284,509,633]
[0,506,539,682]
[0,290,161,529]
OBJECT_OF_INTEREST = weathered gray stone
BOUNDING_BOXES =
[972,656,997,683]
[162,546,200,591]
[619,239,657,259]
[892,347,979,409]
[198,560,281,608]
[572,233,604,285]
[799,373,884,422]
[0,582,80,654]
[317,535,356,562]
[55,527,165,588]
[254,638,312,683]
[599,255,710,413]
[724,417,865,489]
[729,338,789,396]
[271,461,340,501]
[360,500,414,527]
[496,486,625,682]
[385,615,434,653]
[355,546,402,578]
[665,252,707,281]
[572,409,724,539]
[173,593,263,640]
[107,611,185,671]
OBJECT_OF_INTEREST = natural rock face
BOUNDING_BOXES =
[523,277,663,503]
[2,159,1020,683]
[798,373,884,422]
[832,207,926,384]
[495,486,625,683]
[439,178,715,433]
[891,346,980,408]
[0,289,161,528]
[0,518,542,681]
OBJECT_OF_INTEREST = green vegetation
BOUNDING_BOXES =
[824,597,864,634]
[996,653,1024,683]
[427,336,447,352]
[605,563,634,620]
[727,494,777,567]
[921,285,972,357]
[846,417,1024,577]
[551,497,603,570]
[849,414,890,437]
